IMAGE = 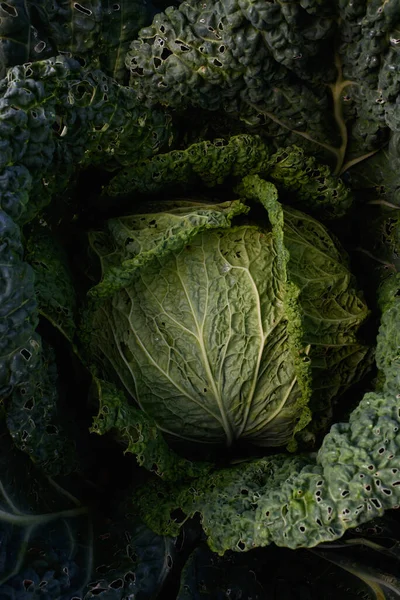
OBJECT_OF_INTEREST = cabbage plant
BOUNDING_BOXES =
[86,177,370,451]
[1,0,400,596]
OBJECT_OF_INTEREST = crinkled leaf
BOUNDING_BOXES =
[0,0,153,82]
[106,135,352,221]
[0,208,76,474]
[86,185,314,448]
[25,223,77,343]
[0,56,172,223]
[0,210,37,398]
[105,134,271,197]
[84,514,175,600]
[90,378,211,481]
[86,176,369,451]
[127,0,400,177]
[266,145,353,220]
[88,198,249,298]
[6,341,78,475]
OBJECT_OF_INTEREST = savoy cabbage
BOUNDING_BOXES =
[0,0,400,598]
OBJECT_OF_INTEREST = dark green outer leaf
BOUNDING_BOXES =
[0,210,37,398]
[0,55,173,224]
[0,0,153,82]
[0,192,77,473]
[25,223,77,343]
[83,515,175,600]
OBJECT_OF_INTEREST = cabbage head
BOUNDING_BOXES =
[86,176,370,450]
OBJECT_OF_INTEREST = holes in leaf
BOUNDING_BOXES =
[392,469,399,474]
[176,40,189,52]
[160,24,165,33]
[371,498,382,509]
[316,518,322,527]
[161,47,172,61]
[52,117,62,134]
[368,465,375,471]
[132,65,144,76]
[219,45,225,53]
[365,484,372,492]
[265,510,270,517]
[34,41,46,53]
[382,488,392,495]
[113,3,120,9]
[20,348,32,361]
[167,554,173,568]
[237,540,246,551]
[0,2,17,16]
[299,525,306,533]
[76,55,86,67]
[74,2,92,15]
[341,490,350,498]
[110,579,123,589]
[125,571,136,583]
[316,480,323,487]
[154,57,162,68]
[24,398,34,410]
[75,82,93,100]
[213,58,222,67]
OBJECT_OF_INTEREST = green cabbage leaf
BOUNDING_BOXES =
[85,176,369,452]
